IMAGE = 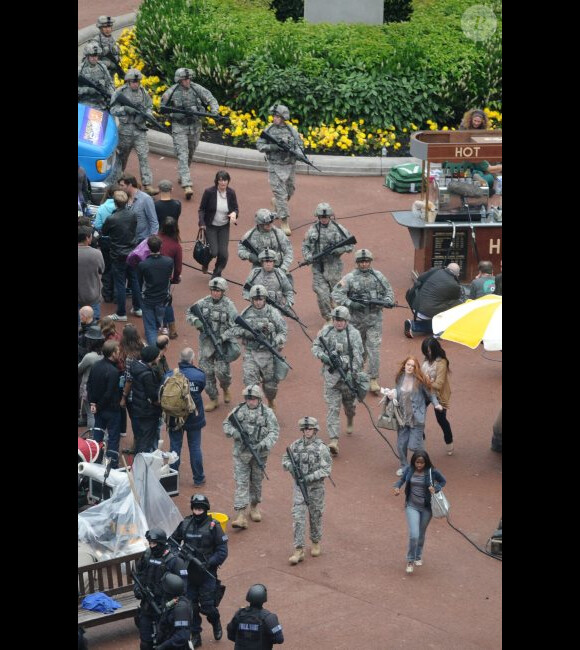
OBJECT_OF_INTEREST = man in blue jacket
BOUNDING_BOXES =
[164,347,207,486]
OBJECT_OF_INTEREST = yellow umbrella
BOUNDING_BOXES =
[432,295,502,351]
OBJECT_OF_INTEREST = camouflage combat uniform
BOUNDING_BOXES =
[161,82,219,187]
[78,58,114,110]
[256,122,302,221]
[223,401,279,510]
[282,436,332,548]
[95,32,121,75]
[109,83,154,186]
[237,225,293,272]
[242,267,294,307]
[311,323,364,442]
[228,304,287,403]
[186,295,239,401]
[302,220,354,320]
[331,268,394,381]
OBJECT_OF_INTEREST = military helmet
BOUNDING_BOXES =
[258,248,276,262]
[298,416,319,431]
[96,15,114,28]
[124,68,143,82]
[269,103,290,120]
[162,573,185,597]
[174,67,193,82]
[84,41,102,57]
[249,284,268,299]
[315,202,334,218]
[254,208,275,225]
[246,584,268,607]
[146,528,168,544]
[331,305,350,321]
[355,248,373,262]
[243,384,263,400]
[209,277,228,292]
[190,494,210,511]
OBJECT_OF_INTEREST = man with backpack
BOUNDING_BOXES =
[162,347,207,486]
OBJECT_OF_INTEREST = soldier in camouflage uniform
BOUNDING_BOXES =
[94,16,121,76]
[186,277,240,413]
[161,68,219,200]
[78,41,114,110]
[256,104,303,236]
[332,249,395,395]
[282,416,332,564]
[109,69,157,195]
[311,306,364,455]
[228,285,288,411]
[242,249,294,308]
[301,202,355,322]
[223,384,279,529]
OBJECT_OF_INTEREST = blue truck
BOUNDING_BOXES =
[78,103,118,203]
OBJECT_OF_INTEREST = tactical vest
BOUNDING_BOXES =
[233,607,268,649]
[198,298,231,335]
[291,439,324,478]
[247,227,283,267]
[158,596,192,646]
[181,515,218,558]
[138,549,177,604]
[239,305,277,350]
[232,404,268,446]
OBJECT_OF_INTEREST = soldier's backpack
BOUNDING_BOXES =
[385,163,423,193]
[160,368,196,428]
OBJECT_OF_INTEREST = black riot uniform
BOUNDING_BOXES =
[227,584,284,649]
[155,573,193,650]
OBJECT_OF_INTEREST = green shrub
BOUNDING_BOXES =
[135,0,501,129]
[269,0,303,22]
[384,0,413,23]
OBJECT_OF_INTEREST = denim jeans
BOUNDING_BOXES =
[163,304,175,326]
[397,425,425,471]
[405,505,432,562]
[169,425,205,485]
[142,302,166,345]
[93,409,121,468]
[111,259,142,317]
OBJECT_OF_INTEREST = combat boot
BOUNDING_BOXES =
[346,416,354,434]
[192,632,202,648]
[231,506,249,529]
[211,617,223,640]
[267,398,276,412]
[310,542,321,557]
[369,378,381,394]
[204,398,219,412]
[280,218,291,236]
[142,185,159,196]
[249,503,262,522]
[168,322,178,339]
[184,186,194,200]
[289,547,305,565]
[222,386,232,403]
[328,439,339,455]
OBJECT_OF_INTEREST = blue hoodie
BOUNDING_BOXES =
[94,198,116,230]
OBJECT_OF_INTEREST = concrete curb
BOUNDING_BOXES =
[79,13,421,177]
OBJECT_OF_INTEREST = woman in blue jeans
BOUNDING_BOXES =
[393,450,446,574]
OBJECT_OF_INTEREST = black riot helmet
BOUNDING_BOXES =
[146,528,168,557]
[162,572,185,597]
[190,494,210,511]
[246,583,268,607]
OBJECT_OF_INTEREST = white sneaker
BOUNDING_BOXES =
[119,432,127,437]
[396,468,404,477]
[109,313,127,321]
[414,559,423,567]
[406,563,414,574]
[131,308,143,317]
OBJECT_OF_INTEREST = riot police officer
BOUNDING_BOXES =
[171,494,229,648]
[155,573,193,650]
[133,528,188,650]
[227,583,284,649]
[78,41,114,110]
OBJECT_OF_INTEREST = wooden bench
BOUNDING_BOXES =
[78,551,142,629]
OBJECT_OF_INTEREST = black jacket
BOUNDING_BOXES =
[416,268,463,318]
[198,186,239,227]
[129,359,161,418]
[101,208,138,261]
[137,254,174,305]
[86,357,121,412]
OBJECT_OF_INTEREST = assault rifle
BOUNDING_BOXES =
[132,570,162,623]
[317,335,358,397]
[234,315,292,369]
[102,51,124,78]
[259,129,322,173]
[227,411,269,480]
[242,283,306,328]
[167,537,216,580]
[297,235,357,268]
[240,238,261,259]
[349,294,395,310]
[190,304,226,361]
[78,73,111,106]
[111,92,172,134]
[159,105,227,122]
[285,446,309,506]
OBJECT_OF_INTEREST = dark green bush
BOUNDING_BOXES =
[383,0,413,23]
[269,0,303,22]
[135,0,501,129]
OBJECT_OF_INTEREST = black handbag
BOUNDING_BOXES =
[193,228,212,267]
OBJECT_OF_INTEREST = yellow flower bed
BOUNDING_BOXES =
[115,28,502,155]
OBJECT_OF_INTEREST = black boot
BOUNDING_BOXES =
[212,617,223,640]
[192,633,202,648]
